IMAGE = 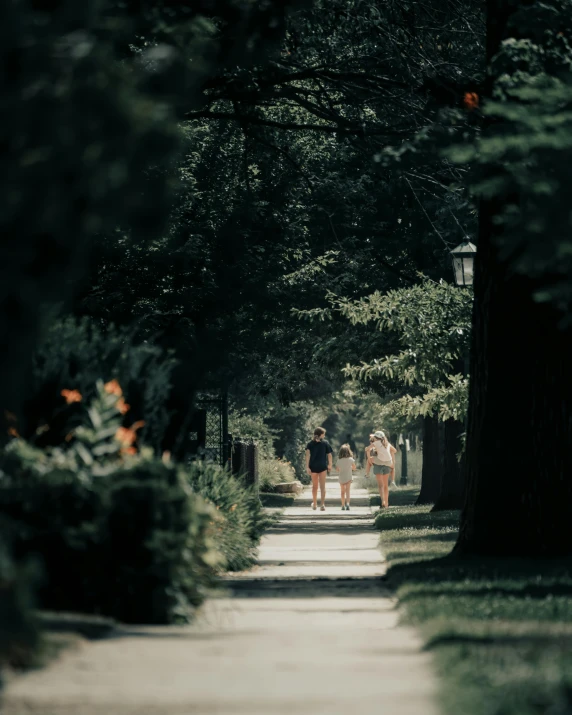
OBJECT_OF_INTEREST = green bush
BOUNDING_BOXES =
[258,457,297,493]
[0,459,222,625]
[100,461,222,623]
[185,462,271,572]
[0,384,223,624]
[229,409,276,460]
[0,382,275,623]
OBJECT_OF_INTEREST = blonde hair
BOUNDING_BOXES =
[338,443,353,458]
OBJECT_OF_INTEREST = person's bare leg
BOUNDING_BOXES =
[340,483,345,508]
[319,471,327,507]
[389,467,395,486]
[382,474,389,507]
[311,473,319,508]
[346,481,352,507]
[365,457,373,477]
[375,473,384,506]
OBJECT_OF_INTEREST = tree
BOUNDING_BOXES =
[68,0,487,433]
[417,415,442,504]
[1,0,303,432]
[313,279,471,505]
[456,0,572,555]
[437,417,465,510]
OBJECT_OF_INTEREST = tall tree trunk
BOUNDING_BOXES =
[456,0,572,556]
[432,419,464,511]
[417,416,442,504]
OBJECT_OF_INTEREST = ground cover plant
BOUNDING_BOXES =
[185,462,272,572]
[258,458,297,494]
[376,492,572,715]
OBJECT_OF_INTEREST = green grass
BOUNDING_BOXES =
[377,492,572,715]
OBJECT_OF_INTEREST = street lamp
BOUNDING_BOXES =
[450,240,477,287]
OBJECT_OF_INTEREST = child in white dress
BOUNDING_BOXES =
[337,444,356,510]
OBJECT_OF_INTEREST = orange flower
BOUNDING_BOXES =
[65,431,74,442]
[463,91,479,110]
[162,451,171,464]
[7,427,19,438]
[131,420,145,432]
[115,427,137,447]
[229,504,237,512]
[121,446,137,456]
[104,379,122,397]
[116,397,131,415]
[61,389,82,404]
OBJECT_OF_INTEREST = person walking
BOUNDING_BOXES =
[305,427,333,511]
[336,443,356,510]
[370,430,394,509]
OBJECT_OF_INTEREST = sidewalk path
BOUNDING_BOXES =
[3,475,439,715]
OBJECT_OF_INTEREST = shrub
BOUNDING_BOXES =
[229,409,276,460]
[99,461,222,623]
[0,382,223,624]
[258,457,296,493]
[0,457,222,624]
[185,462,271,571]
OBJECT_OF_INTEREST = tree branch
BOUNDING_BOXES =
[184,110,411,137]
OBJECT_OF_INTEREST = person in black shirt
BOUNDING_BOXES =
[305,427,333,511]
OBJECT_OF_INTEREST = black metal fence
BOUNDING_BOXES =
[188,391,259,490]
[190,392,230,467]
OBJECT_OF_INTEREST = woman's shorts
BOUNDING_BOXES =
[373,464,391,476]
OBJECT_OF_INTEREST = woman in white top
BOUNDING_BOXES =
[336,444,356,510]
[371,430,396,509]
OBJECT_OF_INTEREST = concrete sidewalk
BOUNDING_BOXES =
[2,475,439,715]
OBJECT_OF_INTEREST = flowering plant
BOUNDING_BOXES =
[5,379,151,481]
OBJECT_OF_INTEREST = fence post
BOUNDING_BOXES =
[399,433,408,486]
[245,441,259,495]
[232,439,247,477]
[222,390,230,469]
[231,439,259,494]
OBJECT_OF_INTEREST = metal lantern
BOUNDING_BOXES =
[450,240,477,287]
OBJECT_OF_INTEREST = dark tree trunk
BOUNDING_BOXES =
[456,0,572,556]
[432,419,464,511]
[417,416,442,504]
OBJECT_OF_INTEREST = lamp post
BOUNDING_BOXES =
[451,239,477,376]
[450,239,476,403]
[450,240,477,287]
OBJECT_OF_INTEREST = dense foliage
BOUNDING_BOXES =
[0,381,268,623]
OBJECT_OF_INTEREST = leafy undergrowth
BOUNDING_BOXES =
[377,493,572,715]
[258,458,297,493]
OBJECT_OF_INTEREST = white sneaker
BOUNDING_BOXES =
[320,505,326,511]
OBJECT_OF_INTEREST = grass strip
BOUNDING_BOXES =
[376,493,572,715]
